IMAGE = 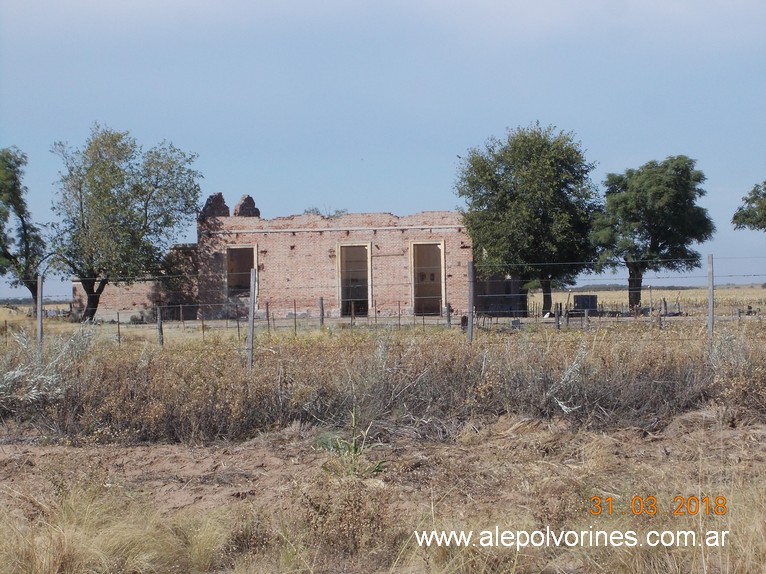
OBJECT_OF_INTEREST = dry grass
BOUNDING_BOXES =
[0,484,233,574]
[528,284,766,316]
[1,320,765,573]
[3,415,764,573]
[1,320,765,441]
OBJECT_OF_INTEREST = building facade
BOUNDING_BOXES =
[196,194,472,319]
[72,193,527,321]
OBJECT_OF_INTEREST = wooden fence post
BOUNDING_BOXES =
[36,274,43,355]
[467,261,475,343]
[707,254,715,344]
[247,268,256,370]
[157,305,164,346]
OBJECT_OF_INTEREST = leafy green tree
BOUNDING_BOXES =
[732,181,766,232]
[51,124,202,321]
[592,156,715,309]
[455,123,600,314]
[0,147,46,307]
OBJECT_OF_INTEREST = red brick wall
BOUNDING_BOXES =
[72,206,474,321]
[197,211,472,319]
[71,244,199,322]
[72,280,162,322]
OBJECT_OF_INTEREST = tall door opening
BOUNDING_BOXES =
[340,245,369,317]
[227,247,255,296]
[413,243,443,315]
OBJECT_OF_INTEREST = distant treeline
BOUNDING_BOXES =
[570,284,701,292]
[0,297,71,307]
[570,283,765,292]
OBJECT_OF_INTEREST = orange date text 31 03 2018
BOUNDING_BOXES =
[589,496,728,517]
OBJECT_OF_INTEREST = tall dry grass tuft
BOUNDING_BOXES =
[0,483,234,574]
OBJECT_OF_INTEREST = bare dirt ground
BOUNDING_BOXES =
[2,411,764,515]
[2,411,765,572]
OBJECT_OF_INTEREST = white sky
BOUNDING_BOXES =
[1,0,765,299]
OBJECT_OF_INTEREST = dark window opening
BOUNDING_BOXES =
[340,245,369,317]
[413,243,442,315]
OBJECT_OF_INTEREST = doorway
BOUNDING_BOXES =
[339,244,369,316]
[227,246,255,296]
[413,243,443,315]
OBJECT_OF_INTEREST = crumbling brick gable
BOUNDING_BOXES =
[233,195,260,217]
[199,192,230,219]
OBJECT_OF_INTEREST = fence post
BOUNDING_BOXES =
[266,302,271,336]
[247,268,256,370]
[117,312,121,346]
[467,261,475,343]
[235,301,241,340]
[707,254,714,343]
[36,273,43,355]
[293,299,298,336]
[157,305,164,346]
[319,297,324,328]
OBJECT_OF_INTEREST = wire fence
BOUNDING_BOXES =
[1,255,765,349]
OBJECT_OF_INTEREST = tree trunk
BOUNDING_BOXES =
[518,286,529,317]
[540,278,553,315]
[627,265,643,310]
[79,276,108,322]
[21,278,38,318]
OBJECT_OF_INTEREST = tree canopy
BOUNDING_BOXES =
[732,181,766,232]
[0,147,46,305]
[455,123,600,314]
[51,124,202,321]
[592,155,715,309]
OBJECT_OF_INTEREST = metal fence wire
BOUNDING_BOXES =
[3,254,764,353]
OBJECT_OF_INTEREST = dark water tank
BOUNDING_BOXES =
[573,294,598,312]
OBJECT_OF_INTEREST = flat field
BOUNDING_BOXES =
[0,306,765,573]
[530,284,766,316]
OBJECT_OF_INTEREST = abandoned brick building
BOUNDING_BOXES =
[73,193,526,321]
[196,193,472,319]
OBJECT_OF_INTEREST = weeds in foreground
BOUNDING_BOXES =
[0,484,231,574]
[316,409,385,477]
[2,402,765,573]
[0,323,764,442]
[0,327,94,414]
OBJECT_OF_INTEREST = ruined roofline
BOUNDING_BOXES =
[203,224,464,236]
[199,210,464,235]
[211,210,461,222]
[198,193,462,225]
